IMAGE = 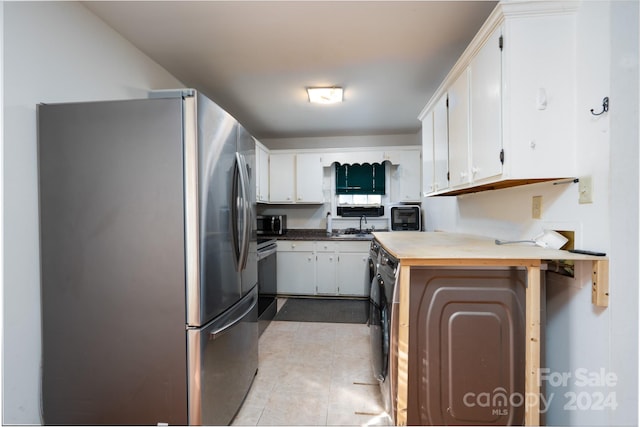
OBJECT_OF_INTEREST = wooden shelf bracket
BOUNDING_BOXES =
[591,259,610,307]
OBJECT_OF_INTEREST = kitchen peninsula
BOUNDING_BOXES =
[372,231,609,426]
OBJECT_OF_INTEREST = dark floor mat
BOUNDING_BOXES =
[274,298,369,324]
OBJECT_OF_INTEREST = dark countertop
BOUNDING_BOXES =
[269,228,377,241]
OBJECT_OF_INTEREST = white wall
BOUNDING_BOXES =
[422,1,638,425]
[3,2,184,423]
[262,133,420,150]
[608,1,639,425]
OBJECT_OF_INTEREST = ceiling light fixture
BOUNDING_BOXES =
[307,87,343,104]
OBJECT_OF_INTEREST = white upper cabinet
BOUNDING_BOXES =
[390,147,422,202]
[255,140,270,203]
[421,111,435,195]
[470,26,503,183]
[267,146,419,203]
[501,9,576,180]
[422,94,450,196]
[447,69,471,188]
[295,153,324,203]
[268,152,324,204]
[419,1,578,196]
[269,152,295,202]
[433,95,450,193]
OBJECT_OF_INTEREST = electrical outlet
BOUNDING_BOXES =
[532,195,542,219]
[579,176,593,204]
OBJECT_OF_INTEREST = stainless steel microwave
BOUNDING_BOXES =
[390,206,421,231]
[257,215,287,235]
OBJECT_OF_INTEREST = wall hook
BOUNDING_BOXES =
[590,97,609,116]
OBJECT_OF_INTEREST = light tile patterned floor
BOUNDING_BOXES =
[232,321,392,426]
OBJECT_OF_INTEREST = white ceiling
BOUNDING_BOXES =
[84,1,497,140]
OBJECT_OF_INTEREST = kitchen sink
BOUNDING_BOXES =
[332,228,374,239]
[333,234,373,240]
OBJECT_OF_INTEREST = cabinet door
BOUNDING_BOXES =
[256,142,270,202]
[470,26,503,182]
[337,253,369,296]
[315,252,337,294]
[269,153,295,203]
[295,153,324,203]
[421,112,435,195]
[397,150,421,202]
[433,94,450,192]
[448,70,470,188]
[276,251,315,295]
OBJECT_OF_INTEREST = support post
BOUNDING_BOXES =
[396,264,411,426]
[525,265,541,426]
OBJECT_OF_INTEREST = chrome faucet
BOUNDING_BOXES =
[359,215,368,233]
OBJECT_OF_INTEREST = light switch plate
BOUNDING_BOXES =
[532,196,542,219]
[579,176,593,204]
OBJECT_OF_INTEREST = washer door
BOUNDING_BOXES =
[369,274,389,383]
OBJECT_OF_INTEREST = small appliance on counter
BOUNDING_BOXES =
[389,205,421,231]
[257,214,287,235]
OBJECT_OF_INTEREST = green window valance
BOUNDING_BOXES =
[335,163,385,195]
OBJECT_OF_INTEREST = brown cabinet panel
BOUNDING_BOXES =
[408,268,529,426]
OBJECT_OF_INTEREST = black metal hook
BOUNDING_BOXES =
[590,97,609,116]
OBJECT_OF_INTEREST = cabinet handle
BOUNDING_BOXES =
[472,167,479,175]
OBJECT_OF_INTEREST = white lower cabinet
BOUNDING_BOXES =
[276,241,316,295]
[337,252,369,296]
[276,240,369,297]
[315,241,337,295]
[316,253,337,295]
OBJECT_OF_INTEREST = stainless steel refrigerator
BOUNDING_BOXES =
[37,90,258,425]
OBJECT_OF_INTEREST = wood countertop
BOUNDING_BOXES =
[371,231,609,426]
[371,231,607,263]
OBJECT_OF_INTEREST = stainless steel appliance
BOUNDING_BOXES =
[37,90,258,425]
[257,214,287,235]
[257,238,277,335]
[390,205,421,231]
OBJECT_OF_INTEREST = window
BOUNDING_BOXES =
[335,163,385,195]
[337,194,382,206]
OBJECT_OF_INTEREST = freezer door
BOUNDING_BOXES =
[185,93,243,327]
[187,285,259,425]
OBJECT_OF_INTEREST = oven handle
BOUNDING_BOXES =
[257,245,277,260]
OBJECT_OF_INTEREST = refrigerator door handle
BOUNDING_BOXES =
[209,291,257,339]
[241,158,252,269]
[235,152,251,270]
[231,153,247,271]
